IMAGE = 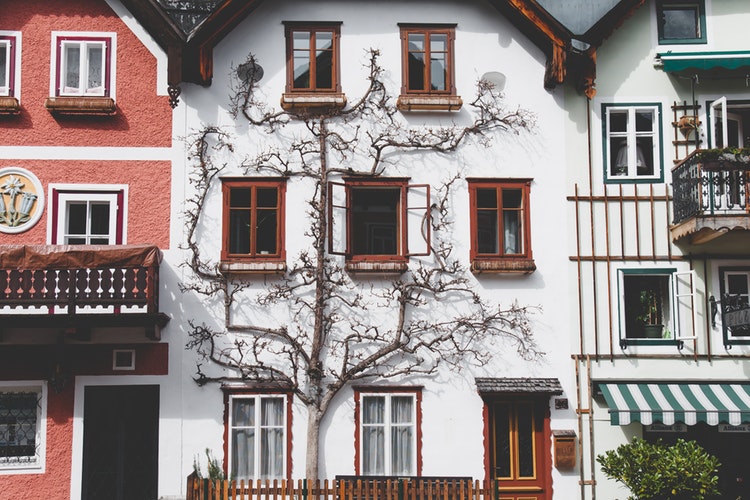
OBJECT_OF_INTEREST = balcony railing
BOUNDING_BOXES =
[0,245,168,339]
[672,149,750,225]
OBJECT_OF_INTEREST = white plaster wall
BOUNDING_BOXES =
[165,0,577,498]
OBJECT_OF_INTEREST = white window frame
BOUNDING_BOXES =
[604,104,662,182]
[618,268,697,344]
[0,381,47,475]
[227,394,287,481]
[0,32,20,98]
[358,392,417,476]
[50,32,116,99]
[48,184,127,245]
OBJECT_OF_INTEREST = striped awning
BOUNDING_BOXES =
[599,383,750,426]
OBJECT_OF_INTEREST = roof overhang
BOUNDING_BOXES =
[656,51,750,74]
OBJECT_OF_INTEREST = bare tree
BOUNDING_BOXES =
[181,49,542,480]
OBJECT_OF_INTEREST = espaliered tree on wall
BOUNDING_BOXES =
[182,49,542,480]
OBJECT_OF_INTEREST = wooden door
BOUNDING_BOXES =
[81,385,159,500]
[490,400,550,500]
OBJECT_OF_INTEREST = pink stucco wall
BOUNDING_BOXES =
[0,159,171,248]
[2,0,172,147]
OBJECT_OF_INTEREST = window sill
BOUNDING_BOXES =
[44,96,117,115]
[0,96,20,115]
[280,93,347,113]
[471,258,536,275]
[396,95,463,112]
[345,260,408,275]
[219,260,287,274]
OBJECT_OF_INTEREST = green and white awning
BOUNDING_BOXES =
[656,51,750,73]
[599,383,750,426]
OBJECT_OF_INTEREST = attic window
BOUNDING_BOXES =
[657,0,706,45]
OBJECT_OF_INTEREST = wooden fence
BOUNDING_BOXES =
[186,476,501,500]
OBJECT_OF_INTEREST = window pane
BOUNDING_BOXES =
[315,48,333,89]
[256,188,277,208]
[516,404,535,478]
[89,203,110,236]
[611,137,629,176]
[362,426,384,475]
[391,425,413,475]
[231,428,255,480]
[476,188,497,208]
[64,45,81,90]
[391,396,412,424]
[609,110,627,133]
[229,211,251,254]
[293,31,310,50]
[635,137,654,176]
[233,399,255,427]
[363,396,384,424]
[429,34,447,91]
[407,34,425,91]
[477,188,499,255]
[662,6,699,39]
[493,403,511,478]
[66,202,87,235]
[256,210,277,255]
[351,188,399,255]
[260,398,284,479]
[0,391,39,464]
[623,274,669,338]
[0,43,7,90]
[87,45,103,91]
[230,187,252,208]
[635,110,654,132]
[261,398,283,426]
[293,31,312,89]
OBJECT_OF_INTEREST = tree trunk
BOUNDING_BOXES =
[305,407,323,480]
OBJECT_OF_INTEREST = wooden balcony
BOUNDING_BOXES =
[0,245,169,340]
[671,149,750,244]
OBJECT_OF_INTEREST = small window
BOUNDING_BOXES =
[468,180,535,273]
[328,179,430,269]
[618,269,696,346]
[0,384,45,472]
[657,0,706,44]
[50,187,125,245]
[397,25,461,111]
[719,268,750,344]
[603,104,662,182]
[284,23,340,93]
[355,389,421,476]
[227,394,288,481]
[0,34,18,97]
[53,34,114,97]
[221,179,285,262]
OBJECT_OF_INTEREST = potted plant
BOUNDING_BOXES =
[637,288,664,338]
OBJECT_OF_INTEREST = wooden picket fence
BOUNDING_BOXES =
[186,475,502,500]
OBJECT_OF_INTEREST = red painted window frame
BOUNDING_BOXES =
[221,178,286,262]
[0,34,17,97]
[54,35,113,97]
[284,22,342,94]
[353,386,423,476]
[399,24,457,97]
[468,179,533,262]
[50,188,124,245]
[327,178,430,262]
[222,388,293,482]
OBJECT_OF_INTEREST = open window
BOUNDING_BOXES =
[281,22,345,112]
[220,178,286,273]
[656,0,706,45]
[603,103,663,183]
[46,33,116,114]
[0,32,20,114]
[354,387,421,476]
[328,179,430,273]
[618,268,697,347]
[706,97,750,212]
[226,392,290,481]
[468,179,535,274]
[397,24,461,111]
[50,186,125,245]
[718,267,750,346]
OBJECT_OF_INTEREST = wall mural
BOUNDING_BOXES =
[0,167,44,233]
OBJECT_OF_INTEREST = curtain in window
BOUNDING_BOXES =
[87,45,103,92]
[362,396,385,475]
[390,396,414,475]
[231,399,255,480]
[260,398,284,479]
[64,46,81,90]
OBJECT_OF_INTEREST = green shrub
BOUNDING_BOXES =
[596,438,720,500]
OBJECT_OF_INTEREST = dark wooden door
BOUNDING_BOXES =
[81,385,159,500]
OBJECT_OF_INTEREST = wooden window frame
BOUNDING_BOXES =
[468,179,535,274]
[656,0,706,45]
[54,35,113,97]
[328,178,431,268]
[353,386,422,476]
[49,186,126,245]
[221,178,286,264]
[223,390,292,482]
[284,22,341,94]
[602,103,663,184]
[397,24,461,112]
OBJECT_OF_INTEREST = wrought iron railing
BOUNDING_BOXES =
[672,152,750,224]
